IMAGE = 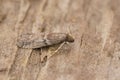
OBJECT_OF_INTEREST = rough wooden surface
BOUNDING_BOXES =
[0,0,120,80]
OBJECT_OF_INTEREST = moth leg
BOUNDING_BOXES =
[54,41,66,53]
[67,26,74,39]
[40,48,42,55]
[41,55,47,67]
[40,48,48,67]
[46,42,66,59]
[40,48,44,62]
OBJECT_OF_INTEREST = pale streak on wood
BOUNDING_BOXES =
[8,49,32,80]
[7,1,32,80]
[32,15,45,34]
[21,50,41,80]
[32,0,49,34]
[15,0,30,35]
[100,9,114,52]
[18,0,30,23]
[94,9,114,80]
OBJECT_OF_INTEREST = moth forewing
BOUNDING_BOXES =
[17,33,46,48]
[23,39,46,48]
[45,33,68,45]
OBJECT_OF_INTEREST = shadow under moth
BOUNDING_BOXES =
[17,33,74,49]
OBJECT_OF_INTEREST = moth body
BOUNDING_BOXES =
[17,33,74,49]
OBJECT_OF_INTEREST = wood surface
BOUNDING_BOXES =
[0,0,120,80]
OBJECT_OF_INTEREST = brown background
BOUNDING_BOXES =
[0,0,120,80]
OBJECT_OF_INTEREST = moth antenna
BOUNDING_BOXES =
[68,26,72,35]
[67,26,73,38]
[65,26,74,43]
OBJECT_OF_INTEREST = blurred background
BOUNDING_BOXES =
[0,0,120,80]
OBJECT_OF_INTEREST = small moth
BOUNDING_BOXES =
[17,33,74,48]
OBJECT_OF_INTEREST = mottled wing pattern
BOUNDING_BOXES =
[16,33,74,49]
[17,33,46,48]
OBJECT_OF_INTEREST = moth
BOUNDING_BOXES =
[16,33,74,48]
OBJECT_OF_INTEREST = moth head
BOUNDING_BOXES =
[65,26,75,42]
[66,34,74,42]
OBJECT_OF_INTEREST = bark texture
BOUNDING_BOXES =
[0,0,120,80]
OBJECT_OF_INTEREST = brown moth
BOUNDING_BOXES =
[17,33,74,48]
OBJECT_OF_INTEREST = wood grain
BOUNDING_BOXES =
[0,0,120,80]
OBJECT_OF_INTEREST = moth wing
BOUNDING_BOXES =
[45,33,67,45]
[17,33,46,48]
